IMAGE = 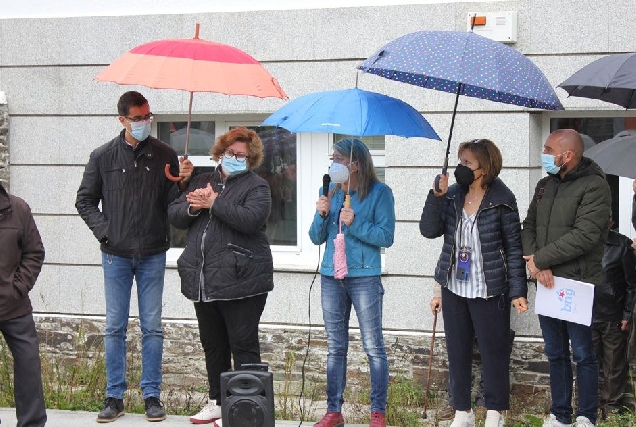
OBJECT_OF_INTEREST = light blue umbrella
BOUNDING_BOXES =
[261,87,440,140]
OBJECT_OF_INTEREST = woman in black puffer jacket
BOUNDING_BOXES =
[419,139,527,427]
[168,127,273,425]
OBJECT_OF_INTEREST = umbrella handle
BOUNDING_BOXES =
[165,164,184,182]
[434,166,448,192]
[344,194,351,208]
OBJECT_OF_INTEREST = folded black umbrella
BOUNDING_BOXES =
[558,53,636,108]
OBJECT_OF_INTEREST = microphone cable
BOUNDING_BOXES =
[297,230,325,426]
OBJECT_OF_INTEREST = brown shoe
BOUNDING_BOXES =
[370,412,386,427]
[314,412,345,427]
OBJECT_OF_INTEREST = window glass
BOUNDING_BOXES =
[241,126,298,246]
[158,121,215,156]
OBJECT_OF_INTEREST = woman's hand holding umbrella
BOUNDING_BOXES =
[432,173,449,197]
[339,206,355,226]
[186,183,218,213]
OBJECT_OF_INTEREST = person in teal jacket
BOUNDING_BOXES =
[308,138,395,427]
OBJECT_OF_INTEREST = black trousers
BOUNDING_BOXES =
[0,313,47,427]
[592,320,629,411]
[194,293,268,404]
[442,287,511,411]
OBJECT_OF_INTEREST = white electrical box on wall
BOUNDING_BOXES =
[467,11,518,44]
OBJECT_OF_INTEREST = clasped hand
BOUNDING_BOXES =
[186,183,217,212]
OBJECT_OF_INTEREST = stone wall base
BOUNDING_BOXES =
[30,315,552,412]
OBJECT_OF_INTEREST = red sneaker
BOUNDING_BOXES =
[370,412,386,427]
[314,412,345,427]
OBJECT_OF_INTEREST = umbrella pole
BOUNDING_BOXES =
[164,91,194,182]
[184,91,194,159]
[434,82,463,191]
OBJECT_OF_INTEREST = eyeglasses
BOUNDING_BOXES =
[470,138,484,144]
[124,113,154,123]
[224,149,249,162]
[329,154,353,164]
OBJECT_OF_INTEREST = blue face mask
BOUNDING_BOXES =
[541,153,565,175]
[129,120,151,141]
[222,156,248,175]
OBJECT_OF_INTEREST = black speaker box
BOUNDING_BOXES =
[220,365,275,427]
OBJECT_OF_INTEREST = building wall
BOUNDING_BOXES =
[1,0,635,396]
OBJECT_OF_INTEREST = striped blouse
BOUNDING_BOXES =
[448,208,488,299]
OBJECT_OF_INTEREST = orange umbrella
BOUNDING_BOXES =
[95,23,287,180]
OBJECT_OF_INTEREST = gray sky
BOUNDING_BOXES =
[2,0,496,19]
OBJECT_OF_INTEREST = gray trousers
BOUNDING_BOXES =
[0,313,47,427]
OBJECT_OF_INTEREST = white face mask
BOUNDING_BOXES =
[329,162,350,184]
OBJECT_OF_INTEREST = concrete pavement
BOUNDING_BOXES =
[0,408,371,427]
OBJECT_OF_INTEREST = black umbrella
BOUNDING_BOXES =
[583,130,636,179]
[558,53,636,108]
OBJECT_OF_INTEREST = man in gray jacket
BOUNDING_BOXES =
[522,129,611,427]
[0,182,47,427]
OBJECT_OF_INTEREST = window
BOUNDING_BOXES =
[241,126,298,246]
[156,117,388,270]
[333,134,386,182]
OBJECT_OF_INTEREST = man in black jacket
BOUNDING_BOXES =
[592,218,636,419]
[76,91,193,423]
[0,182,47,427]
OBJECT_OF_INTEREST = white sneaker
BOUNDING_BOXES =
[450,410,475,427]
[543,414,572,427]
[213,419,222,427]
[574,416,594,427]
[189,400,222,424]
[485,410,504,427]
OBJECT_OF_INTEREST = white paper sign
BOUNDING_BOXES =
[534,276,595,326]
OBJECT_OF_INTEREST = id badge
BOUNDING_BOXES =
[456,247,472,281]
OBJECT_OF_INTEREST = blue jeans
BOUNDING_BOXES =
[321,275,388,414]
[102,252,165,399]
[539,315,598,424]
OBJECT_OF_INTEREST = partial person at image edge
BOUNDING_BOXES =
[0,181,47,427]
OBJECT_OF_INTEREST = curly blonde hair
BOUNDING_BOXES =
[210,127,264,168]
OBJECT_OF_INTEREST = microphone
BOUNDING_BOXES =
[321,174,331,218]
[323,174,331,197]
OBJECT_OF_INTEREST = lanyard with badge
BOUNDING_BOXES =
[456,213,476,281]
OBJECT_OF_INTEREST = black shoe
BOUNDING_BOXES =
[96,397,124,423]
[145,396,166,422]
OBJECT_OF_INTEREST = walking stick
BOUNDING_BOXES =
[421,310,438,419]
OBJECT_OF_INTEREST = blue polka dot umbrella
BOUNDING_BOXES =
[358,30,563,182]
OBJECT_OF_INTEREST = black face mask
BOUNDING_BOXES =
[454,164,477,186]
